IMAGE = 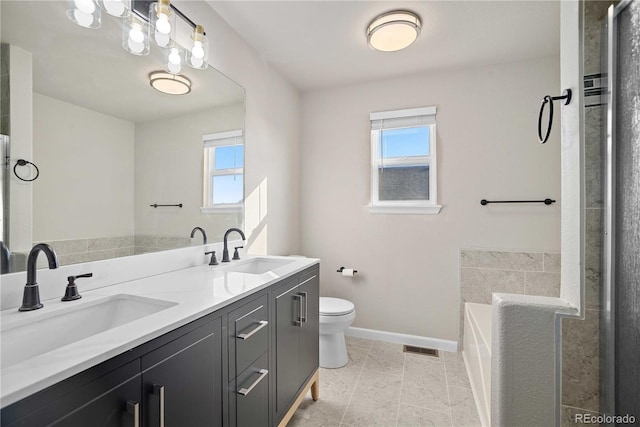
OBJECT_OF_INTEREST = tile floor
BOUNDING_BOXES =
[289,337,482,427]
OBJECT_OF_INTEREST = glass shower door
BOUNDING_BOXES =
[604,0,640,419]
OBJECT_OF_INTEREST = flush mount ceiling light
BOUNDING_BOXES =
[367,10,421,52]
[149,71,191,95]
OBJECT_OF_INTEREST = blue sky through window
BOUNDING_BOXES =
[212,175,243,204]
[215,145,244,170]
[381,127,430,158]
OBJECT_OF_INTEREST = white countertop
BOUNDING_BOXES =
[0,255,319,407]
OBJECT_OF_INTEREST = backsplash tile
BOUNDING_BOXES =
[525,272,561,298]
[460,250,543,271]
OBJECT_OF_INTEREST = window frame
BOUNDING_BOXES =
[368,107,442,215]
[200,129,244,214]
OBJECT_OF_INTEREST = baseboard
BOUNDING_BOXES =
[345,326,458,352]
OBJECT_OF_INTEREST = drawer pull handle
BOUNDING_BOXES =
[237,320,268,340]
[299,292,308,323]
[153,385,165,427]
[238,369,269,396]
[293,294,303,326]
[126,401,140,427]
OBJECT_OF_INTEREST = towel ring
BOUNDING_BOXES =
[13,159,40,182]
[537,89,572,144]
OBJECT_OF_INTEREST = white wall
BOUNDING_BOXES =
[180,0,301,256]
[32,93,134,241]
[300,57,561,341]
[134,103,244,241]
[8,45,33,253]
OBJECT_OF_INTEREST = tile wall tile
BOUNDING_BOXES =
[524,272,561,298]
[562,309,600,412]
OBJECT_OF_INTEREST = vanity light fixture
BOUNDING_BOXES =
[66,0,102,29]
[367,10,421,52]
[186,25,208,70]
[149,71,191,95]
[97,0,130,18]
[149,0,175,48]
[166,47,183,74]
[122,14,150,55]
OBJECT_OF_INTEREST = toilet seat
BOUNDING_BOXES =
[320,297,354,316]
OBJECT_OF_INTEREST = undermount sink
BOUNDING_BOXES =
[226,258,295,275]
[1,294,177,369]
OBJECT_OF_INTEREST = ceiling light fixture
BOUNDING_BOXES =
[122,14,150,55]
[98,0,130,18]
[149,71,191,95]
[149,0,175,48]
[367,10,421,52]
[186,25,208,70]
[66,0,102,29]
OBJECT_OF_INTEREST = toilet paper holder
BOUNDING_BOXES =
[337,266,358,274]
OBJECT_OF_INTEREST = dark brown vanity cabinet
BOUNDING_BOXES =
[141,319,222,427]
[227,295,270,427]
[273,267,319,424]
[1,317,222,427]
[1,263,320,427]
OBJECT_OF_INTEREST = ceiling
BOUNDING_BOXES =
[1,1,244,123]
[209,0,560,92]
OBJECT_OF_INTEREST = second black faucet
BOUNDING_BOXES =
[222,228,245,262]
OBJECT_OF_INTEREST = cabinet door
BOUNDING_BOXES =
[274,278,301,414]
[298,270,319,383]
[141,319,221,427]
[229,352,269,427]
[5,360,142,427]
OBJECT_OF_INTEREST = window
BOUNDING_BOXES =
[201,130,244,213]
[369,106,441,214]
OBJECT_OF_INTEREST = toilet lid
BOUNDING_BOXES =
[319,297,354,316]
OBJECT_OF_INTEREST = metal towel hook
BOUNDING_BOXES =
[537,88,572,144]
[13,159,40,182]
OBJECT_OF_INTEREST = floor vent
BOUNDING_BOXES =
[403,345,439,358]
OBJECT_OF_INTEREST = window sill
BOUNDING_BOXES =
[200,205,243,214]
[367,204,442,215]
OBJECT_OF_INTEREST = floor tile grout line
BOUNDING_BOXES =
[394,352,407,427]
[338,340,373,426]
[442,353,455,427]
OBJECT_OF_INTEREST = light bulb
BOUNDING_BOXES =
[167,62,181,74]
[73,9,94,27]
[127,38,144,54]
[156,13,171,35]
[74,0,96,14]
[154,31,170,47]
[103,0,125,16]
[190,57,203,68]
[191,41,204,59]
[168,48,181,65]
[129,23,144,43]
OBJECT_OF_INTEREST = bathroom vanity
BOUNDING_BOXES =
[0,255,319,427]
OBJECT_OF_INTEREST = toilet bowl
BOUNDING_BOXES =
[319,297,355,369]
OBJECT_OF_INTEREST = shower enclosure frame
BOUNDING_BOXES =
[603,0,637,417]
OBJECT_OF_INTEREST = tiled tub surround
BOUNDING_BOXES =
[290,337,482,427]
[459,249,561,341]
[32,234,196,268]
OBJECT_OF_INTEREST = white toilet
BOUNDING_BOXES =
[319,297,356,369]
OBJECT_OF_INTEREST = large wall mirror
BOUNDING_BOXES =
[0,0,245,274]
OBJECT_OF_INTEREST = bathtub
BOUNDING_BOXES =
[462,302,492,427]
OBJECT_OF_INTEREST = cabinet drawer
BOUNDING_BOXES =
[228,295,269,377]
[230,352,269,427]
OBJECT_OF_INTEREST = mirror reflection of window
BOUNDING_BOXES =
[202,130,244,213]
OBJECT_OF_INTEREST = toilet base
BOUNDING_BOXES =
[319,331,348,368]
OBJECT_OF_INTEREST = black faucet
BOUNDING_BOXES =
[19,243,59,311]
[222,228,245,262]
[0,240,10,274]
[190,227,208,245]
